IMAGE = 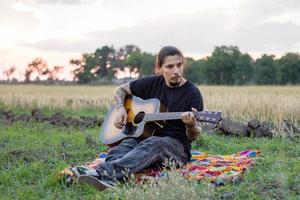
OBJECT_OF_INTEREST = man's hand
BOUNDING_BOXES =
[114,105,127,129]
[181,107,201,140]
[113,82,132,129]
[181,107,197,127]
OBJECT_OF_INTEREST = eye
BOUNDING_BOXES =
[167,65,173,69]
[177,63,183,68]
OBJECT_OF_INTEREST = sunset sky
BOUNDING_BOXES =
[1,0,300,80]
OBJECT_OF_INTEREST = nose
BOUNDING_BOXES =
[173,66,180,75]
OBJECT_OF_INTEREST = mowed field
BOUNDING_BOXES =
[0,84,299,199]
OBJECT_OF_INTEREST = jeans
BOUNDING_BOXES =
[95,136,189,182]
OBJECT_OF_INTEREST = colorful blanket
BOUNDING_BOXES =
[59,149,260,186]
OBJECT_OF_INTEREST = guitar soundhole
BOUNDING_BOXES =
[134,111,145,124]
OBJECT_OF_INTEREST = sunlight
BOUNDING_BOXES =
[0,29,17,48]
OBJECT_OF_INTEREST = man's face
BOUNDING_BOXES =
[159,55,184,87]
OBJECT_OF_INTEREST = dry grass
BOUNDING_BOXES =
[201,86,300,125]
[0,84,114,109]
[0,84,299,126]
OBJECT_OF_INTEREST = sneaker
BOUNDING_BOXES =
[77,175,115,191]
[70,166,99,177]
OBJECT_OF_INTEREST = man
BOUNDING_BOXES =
[78,46,203,191]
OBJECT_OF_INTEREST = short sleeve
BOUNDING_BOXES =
[188,88,204,111]
[129,76,157,99]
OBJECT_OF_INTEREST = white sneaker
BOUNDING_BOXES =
[78,175,115,191]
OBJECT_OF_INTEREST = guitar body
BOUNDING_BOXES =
[99,96,165,145]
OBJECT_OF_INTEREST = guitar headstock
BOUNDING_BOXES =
[195,111,222,124]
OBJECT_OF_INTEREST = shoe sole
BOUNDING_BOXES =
[78,175,109,191]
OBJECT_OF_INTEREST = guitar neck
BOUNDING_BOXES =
[143,111,221,124]
[144,112,183,122]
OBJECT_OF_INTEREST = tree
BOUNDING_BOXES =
[185,59,207,84]
[3,66,16,81]
[126,51,155,77]
[25,58,49,82]
[94,46,116,78]
[71,53,98,83]
[233,54,253,85]
[276,53,300,84]
[204,46,239,84]
[113,45,143,77]
[47,66,64,81]
[71,46,116,83]
[254,55,277,85]
[119,45,141,58]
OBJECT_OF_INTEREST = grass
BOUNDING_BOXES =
[0,118,299,199]
[0,85,299,199]
[0,84,114,110]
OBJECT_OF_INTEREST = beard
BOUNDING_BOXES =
[169,77,182,87]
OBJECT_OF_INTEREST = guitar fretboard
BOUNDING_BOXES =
[143,112,183,121]
[142,111,221,123]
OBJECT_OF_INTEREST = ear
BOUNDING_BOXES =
[155,66,162,75]
[159,67,162,73]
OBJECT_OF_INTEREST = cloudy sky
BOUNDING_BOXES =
[1,0,300,79]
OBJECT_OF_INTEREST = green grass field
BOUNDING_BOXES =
[0,85,299,199]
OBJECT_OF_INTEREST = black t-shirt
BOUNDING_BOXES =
[129,75,203,156]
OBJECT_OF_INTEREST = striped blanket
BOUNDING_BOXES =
[59,149,260,186]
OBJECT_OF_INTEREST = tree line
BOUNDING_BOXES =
[3,45,300,85]
[70,45,155,83]
[186,46,300,85]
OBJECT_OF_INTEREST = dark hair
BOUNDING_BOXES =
[154,46,184,75]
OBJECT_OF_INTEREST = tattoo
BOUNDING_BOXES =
[114,83,132,106]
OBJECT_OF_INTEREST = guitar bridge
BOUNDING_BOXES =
[123,122,137,135]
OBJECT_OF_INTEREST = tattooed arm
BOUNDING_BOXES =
[113,82,132,107]
[113,83,132,129]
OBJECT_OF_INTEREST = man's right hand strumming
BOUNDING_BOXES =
[114,105,127,129]
[113,82,132,129]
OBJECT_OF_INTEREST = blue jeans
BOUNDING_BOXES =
[95,136,189,182]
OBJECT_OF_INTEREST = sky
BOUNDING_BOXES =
[1,0,300,80]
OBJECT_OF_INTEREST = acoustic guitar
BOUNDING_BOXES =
[99,96,222,145]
